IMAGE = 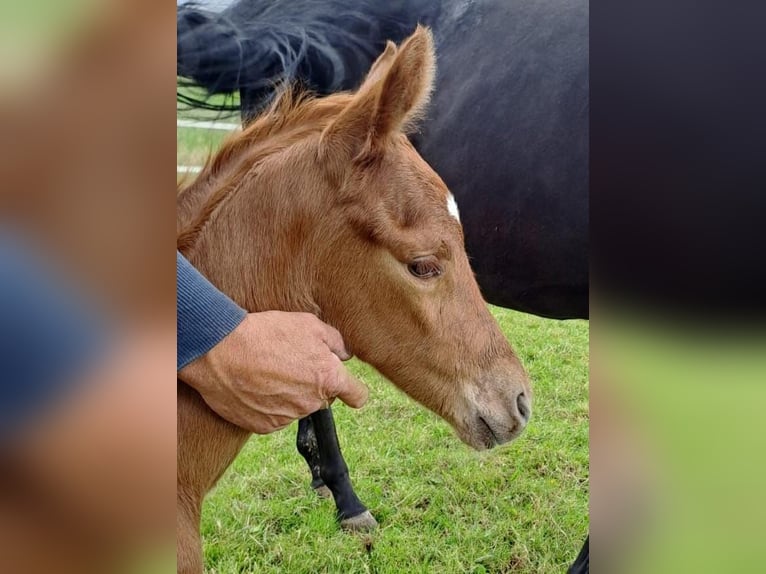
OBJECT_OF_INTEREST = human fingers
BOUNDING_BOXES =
[310,316,352,360]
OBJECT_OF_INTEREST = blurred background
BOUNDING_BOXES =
[1,1,176,573]
[591,0,766,571]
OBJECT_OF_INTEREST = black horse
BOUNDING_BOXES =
[178,0,588,565]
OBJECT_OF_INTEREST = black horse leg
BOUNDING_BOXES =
[308,408,378,531]
[296,417,331,497]
[567,535,589,574]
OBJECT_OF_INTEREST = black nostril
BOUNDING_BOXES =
[516,392,530,421]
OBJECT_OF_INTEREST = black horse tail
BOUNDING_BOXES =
[177,0,433,116]
[177,3,245,111]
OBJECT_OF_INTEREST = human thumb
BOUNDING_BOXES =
[333,365,369,408]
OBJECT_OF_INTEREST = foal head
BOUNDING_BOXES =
[179,27,531,450]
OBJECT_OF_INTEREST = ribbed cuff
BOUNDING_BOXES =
[177,252,246,370]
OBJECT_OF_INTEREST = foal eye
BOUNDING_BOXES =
[407,256,443,279]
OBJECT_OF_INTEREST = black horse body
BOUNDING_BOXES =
[178,0,588,564]
[418,0,588,319]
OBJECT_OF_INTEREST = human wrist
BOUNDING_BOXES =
[178,319,243,394]
[176,252,247,370]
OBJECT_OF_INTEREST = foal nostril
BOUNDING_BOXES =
[516,392,531,422]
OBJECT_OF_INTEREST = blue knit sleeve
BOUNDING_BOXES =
[177,252,246,370]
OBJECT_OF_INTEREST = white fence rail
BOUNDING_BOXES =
[177,119,240,131]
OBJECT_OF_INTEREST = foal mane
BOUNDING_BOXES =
[176,86,352,254]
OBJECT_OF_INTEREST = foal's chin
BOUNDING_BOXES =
[456,417,527,451]
[449,398,532,451]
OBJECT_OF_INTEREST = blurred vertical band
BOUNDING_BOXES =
[592,0,766,572]
[0,1,176,573]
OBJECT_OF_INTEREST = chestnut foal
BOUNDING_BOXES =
[177,28,531,573]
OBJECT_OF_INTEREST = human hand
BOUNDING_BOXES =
[178,311,368,434]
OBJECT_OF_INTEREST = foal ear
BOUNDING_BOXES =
[360,40,398,90]
[373,25,436,136]
[320,26,435,163]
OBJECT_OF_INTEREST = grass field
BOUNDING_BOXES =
[177,115,589,573]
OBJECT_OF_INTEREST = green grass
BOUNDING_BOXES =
[176,88,240,168]
[177,127,231,169]
[199,307,588,574]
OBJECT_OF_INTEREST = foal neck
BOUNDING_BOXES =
[178,157,328,316]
